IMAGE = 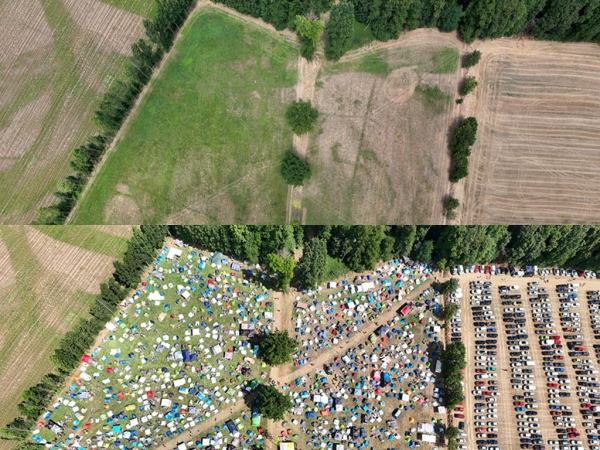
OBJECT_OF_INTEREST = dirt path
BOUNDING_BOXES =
[287,56,321,224]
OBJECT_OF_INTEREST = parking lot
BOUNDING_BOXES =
[453,272,600,450]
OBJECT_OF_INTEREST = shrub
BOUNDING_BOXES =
[462,50,481,68]
[459,76,478,96]
[280,151,312,186]
[444,197,460,211]
[295,15,323,60]
[448,117,477,183]
[285,100,319,135]
[456,98,463,104]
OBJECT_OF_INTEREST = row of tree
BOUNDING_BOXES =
[33,0,196,224]
[171,226,600,289]
[1,226,169,441]
[439,341,466,409]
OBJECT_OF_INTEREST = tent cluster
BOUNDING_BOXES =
[282,296,445,449]
[292,261,434,364]
[33,245,273,450]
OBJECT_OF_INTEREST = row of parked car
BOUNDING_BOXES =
[500,283,545,450]
[451,265,597,279]
[470,280,501,450]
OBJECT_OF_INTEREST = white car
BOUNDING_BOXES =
[510,285,520,290]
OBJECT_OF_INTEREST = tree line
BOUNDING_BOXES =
[33,0,196,224]
[1,226,168,442]
[440,341,466,410]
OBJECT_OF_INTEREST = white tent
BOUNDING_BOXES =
[167,248,183,261]
[181,291,191,299]
[211,344,222,355]
[148,291,164,301]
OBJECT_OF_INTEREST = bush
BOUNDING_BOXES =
[448,117,477,183]
[324,1,355,61]
[266,253,297,292]
[462,50,481,68]
[459,76,478,96]
[280,151,312,186]
[285,100,319,135]
[442,302,459,321]
[444,197,459,211]
[295,15,323,60]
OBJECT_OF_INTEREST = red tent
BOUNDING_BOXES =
[106,368,113,373]
[81,354,91,363]
[117,392,124,399]
[400,305,412,316]
[85,424,92,430]
[147,391,154,398]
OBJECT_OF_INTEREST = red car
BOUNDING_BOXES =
[514,401,525,406]
[567,428,578,433]
[581,403,591,409]
[476,369,486,373]
[475,265,480,273]
[476,428,486,433]
[551,411,563,416]
[455,406,464,412]
[548,383,558,388]
[454,413,464,418]
[554,355,564,360]
[485,265,491,274]
[483,391,491,396]
[475,381,485,386]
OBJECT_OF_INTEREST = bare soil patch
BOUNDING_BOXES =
[103,194,143,224]
[0,92,52,171]
[0,0,53,65]
[0,236,16,289]
[62,0,146,56]
[385,67,418,102]
[25,227,115,294]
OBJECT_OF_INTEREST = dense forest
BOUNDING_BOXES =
[214,0,600,44]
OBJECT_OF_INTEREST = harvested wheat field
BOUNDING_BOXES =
[301,29,462,224]
[0,226,129,450]
[0,0,155,223]
[458,39,600,224]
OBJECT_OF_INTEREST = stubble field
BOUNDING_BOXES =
[458,39,600,224]
[0,226,130,450]
[0,0,154,223]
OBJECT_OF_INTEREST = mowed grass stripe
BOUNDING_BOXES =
[98,0,156,17]
[32,225,129,258]
[72,8,298,224]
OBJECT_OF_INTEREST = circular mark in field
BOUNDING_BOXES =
[103,195,142,224]
[385,68,418,103]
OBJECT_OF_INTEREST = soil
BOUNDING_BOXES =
[385,67,419,103]
[103,194,143,224]
[90,225,135,238]
[0,235,16,289]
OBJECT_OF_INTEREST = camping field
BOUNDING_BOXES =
[0,226,131,450]
[70,7,299,224]
[0,0,155,224]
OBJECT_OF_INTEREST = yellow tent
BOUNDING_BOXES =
[279,443,295,450]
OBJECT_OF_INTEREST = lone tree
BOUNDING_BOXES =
[324,1,355,61]
[442,302,459,321]
[440,277,460,294]
[280,151,312,186]
[462,50,481,68]
[260,330,298,366]
[266,253,297,292]
[295,15,323,60]
[286,100,319,135]
[257,385,293,420]
[459,76,478,96]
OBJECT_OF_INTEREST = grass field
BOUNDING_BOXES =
[71,8,299,224]
[0,0,155,223]
[301,30,461,224]
[0,226,129,450]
